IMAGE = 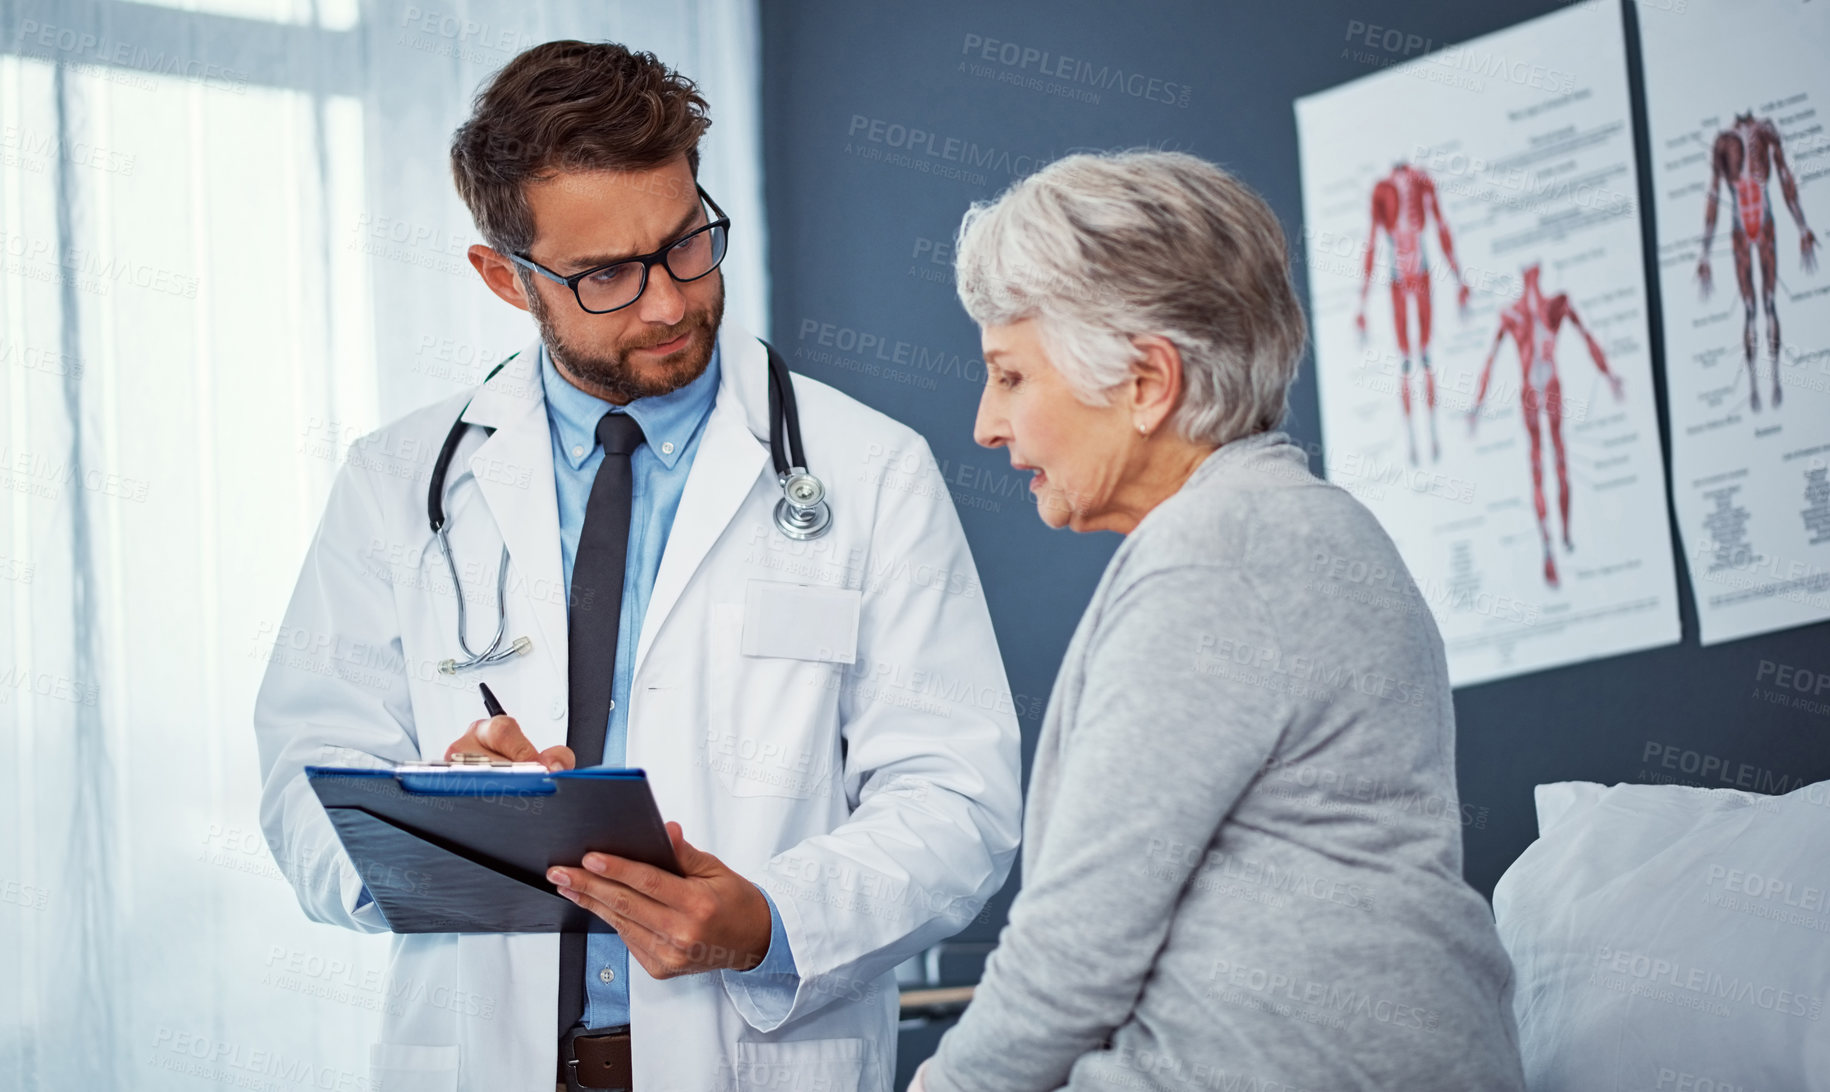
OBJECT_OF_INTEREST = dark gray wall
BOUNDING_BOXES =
[760,0,1830,944]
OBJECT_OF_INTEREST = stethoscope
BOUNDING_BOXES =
[427,338,829,674]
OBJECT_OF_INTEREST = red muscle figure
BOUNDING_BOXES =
[1698,111,1819,411]
[1357,162,1471,465]
[1468,264,1624,589]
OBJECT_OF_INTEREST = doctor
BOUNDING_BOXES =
[255,39,1020,1092]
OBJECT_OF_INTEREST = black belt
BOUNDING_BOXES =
[559,1025,633,1092]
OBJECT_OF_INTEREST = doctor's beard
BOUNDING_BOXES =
[525,277,724,403]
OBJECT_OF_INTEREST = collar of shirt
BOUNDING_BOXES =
[538,339,722,470]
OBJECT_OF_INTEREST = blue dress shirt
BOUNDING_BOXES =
[538,342,797,1029]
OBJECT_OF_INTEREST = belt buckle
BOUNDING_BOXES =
[561,1025,632,1092]
[563,1053,600,1092]
[563,1059,606,1092]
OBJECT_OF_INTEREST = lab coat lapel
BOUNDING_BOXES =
[459,341,570,705]
[635,331,770,675]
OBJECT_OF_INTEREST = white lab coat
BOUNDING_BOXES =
[254,322,1022,1092]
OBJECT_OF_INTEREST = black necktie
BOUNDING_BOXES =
[560,411,645,1039]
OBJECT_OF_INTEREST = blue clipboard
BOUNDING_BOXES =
[306,766,680,934]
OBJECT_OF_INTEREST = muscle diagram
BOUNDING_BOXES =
[1469,264,1625,589]
[1698,112,1819,411]
[1357,162,1472,465]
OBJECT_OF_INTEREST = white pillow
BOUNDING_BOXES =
[1493,780,1830,1092]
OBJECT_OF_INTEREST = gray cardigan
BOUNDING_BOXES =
[925,432,1526,1092]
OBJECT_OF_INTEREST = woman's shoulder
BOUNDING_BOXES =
[1124,432,1393,581]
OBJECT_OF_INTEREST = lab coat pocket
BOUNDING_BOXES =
[739,581,860,664]
[732,1037,874,1092]
[369,1042,459,1092]
[705,594,847,800]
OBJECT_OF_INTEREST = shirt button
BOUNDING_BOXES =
[550,698,564,720]
[661,441,675,455]
[599,967,615,984]
[607,699,616,712]
[571,445,585,459]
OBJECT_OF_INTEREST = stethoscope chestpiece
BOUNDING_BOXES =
[774,468,831,540]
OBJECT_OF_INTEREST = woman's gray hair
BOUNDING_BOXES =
[954,150,1306,446]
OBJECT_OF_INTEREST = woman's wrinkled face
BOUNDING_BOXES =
[973,318,1136,532]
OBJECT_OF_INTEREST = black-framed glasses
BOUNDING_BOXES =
[509,185,730,314]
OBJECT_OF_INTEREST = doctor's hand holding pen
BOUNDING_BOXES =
[443,713,577,773]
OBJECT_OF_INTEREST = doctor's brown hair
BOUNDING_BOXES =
[449,40,711,257]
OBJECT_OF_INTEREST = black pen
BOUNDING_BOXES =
[479,682,507,718]
[450,682,546,772]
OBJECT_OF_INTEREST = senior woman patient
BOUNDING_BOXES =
[910,151,1525,1092]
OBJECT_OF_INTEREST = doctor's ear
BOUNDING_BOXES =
[467,244,534,313]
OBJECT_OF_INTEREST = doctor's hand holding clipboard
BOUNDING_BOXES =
[446,694,780,979]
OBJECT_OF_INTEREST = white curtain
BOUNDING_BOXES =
[0,0,764,1085]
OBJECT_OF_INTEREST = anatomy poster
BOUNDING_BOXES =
[1642,0,1830,645]
[1295,0,1680,687]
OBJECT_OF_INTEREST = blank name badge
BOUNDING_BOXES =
[740,581,861,664]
